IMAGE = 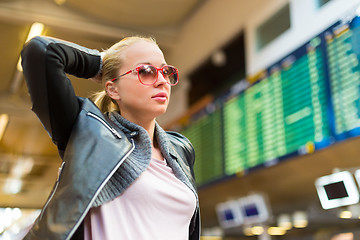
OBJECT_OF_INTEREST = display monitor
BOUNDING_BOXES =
[215,200,243,228]
[238,194,270,225]
[315,171,359,209]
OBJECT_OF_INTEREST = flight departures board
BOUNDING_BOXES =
[181,15,360,186]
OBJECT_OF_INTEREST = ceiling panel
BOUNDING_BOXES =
[66,0,203,28]
[0,21,28,92]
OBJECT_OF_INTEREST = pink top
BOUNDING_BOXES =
[84,158,196,240]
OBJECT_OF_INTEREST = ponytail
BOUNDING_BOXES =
[92,90,119,113]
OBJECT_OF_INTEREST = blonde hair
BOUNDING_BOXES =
[92,36,158,113]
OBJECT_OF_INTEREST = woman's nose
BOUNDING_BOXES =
[155,70,168,86]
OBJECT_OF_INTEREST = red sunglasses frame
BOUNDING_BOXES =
[111,64,179,85]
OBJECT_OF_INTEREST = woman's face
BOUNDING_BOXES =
[107,40,172,123]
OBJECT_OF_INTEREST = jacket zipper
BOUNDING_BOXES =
[66,138,135,240]
[38,162,66,220]
[86,112,122,139]
[38,179,59,221]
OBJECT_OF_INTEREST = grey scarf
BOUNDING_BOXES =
[92,112,196,207]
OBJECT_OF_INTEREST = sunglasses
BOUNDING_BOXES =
[111,64,179,86]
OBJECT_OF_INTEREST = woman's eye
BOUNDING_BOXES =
[140,66,153,74]
[142,70,152,75]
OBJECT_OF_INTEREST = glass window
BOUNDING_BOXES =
[256,3,291,50]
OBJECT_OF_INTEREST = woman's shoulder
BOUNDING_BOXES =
[166,131,194,157]
[166,131,191,146]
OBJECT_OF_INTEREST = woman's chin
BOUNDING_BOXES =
[152,106,168,117]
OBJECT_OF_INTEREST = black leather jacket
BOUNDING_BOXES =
[21,36,200,240]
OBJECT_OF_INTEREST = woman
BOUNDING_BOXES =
[21,35,200,240]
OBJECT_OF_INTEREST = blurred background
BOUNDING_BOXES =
[1,0,360,239]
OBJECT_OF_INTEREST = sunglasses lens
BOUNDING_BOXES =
[162,66,178,85]
[138,65,157,84]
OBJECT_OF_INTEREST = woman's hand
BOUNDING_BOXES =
[90,51,105,84]
[90,72,103,84]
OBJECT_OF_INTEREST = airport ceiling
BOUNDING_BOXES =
[0,0,360,235]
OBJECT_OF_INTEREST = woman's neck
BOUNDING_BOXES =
[121,112,156,142]
[121,113,164,160]
[141,120,156,144]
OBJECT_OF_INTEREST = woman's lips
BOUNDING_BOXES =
[152,92,168,102]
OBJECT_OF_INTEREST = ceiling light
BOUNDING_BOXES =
[25,23,45,43]
[0,114,9,141]
[17,22,45,72]
[278,214,292,230]
[267,227,286,235]
[199,237,222,240]
[3,156,33,195]
[339,210,352,219]
[3,178,22,195]
[211,50,227,67]
[12,208,22,220]
[331,232,354,240]
[3,208,13,228]
[293,211,308,228]
[243,226,254,236]
[11,157,34,178]
[251,226,264,235]
[54,0,66,5]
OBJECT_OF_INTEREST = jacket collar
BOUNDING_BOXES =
[154,123,197,189]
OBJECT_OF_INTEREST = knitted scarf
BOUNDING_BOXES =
[92,111,197,208]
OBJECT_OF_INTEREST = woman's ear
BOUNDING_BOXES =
[105,81,121,101]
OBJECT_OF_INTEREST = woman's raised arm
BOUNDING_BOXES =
[21,36,102,152]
